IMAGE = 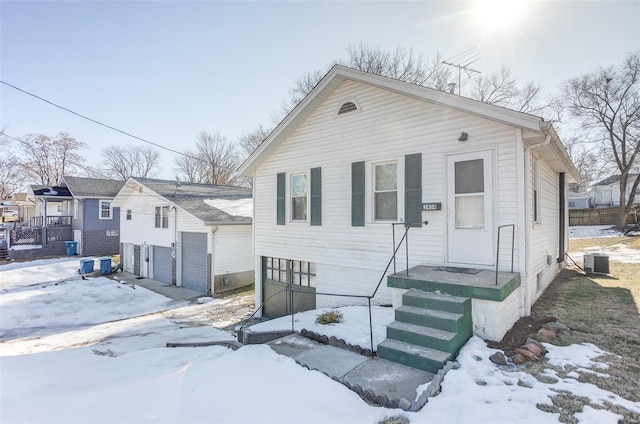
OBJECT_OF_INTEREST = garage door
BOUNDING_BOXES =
[153,246,173,284]
[181,232,208,293]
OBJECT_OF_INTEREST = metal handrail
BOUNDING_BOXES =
[495,224,515,285]
[238,223,417,355]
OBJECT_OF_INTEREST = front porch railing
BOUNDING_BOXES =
[495,224,515,285]
[29,215,72,228]
[239,222,419,355]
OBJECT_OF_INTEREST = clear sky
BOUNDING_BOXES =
[1,0,639,179]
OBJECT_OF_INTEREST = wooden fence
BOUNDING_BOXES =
[569,207,638,226]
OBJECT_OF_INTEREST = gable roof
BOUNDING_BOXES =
[594,174,639,186]
[568,190,590,199]
[61,176,125,198]
[239,64,579,181]
[114,177,252,225]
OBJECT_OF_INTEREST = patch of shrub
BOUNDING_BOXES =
[315,310,343,325]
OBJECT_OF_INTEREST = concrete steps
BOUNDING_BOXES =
[378,289,472,374]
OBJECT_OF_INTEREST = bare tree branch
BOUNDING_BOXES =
[14,132,87,185]
[563,51,640,229]
[101,145,161,180]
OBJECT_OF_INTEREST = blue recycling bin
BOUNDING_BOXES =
[65,241,78,256]
[80,259,94,274]
[99,257,112,275]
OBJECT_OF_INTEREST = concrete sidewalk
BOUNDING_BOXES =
[116,272,205,301]
[267,333,435,410]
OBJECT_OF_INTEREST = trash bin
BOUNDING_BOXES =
[65,241,78,256]
[80,259,94,274]
[99,257,112,275]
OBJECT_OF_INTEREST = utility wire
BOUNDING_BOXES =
[0,80,239,173]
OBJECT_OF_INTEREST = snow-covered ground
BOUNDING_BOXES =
[2,231,639,422]
[569,225,640,264]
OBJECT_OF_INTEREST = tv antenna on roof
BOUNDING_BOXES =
[442,47,481,95]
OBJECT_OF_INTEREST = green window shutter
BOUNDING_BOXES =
[310,167,322,226]
[405,153,422,227]
[351,161,365,226]
[276,172,285,225]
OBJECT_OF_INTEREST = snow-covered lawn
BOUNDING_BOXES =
[2,256,639,423]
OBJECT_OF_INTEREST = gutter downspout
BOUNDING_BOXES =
[558,173,566,263]
[210,225,219,294]
[522,123,552,315]
[172,206,178,286]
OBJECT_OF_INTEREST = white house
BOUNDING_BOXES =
[589,174,640,208]
[239,66,579,373]
[111,177,254,294]
[568,190,591,209]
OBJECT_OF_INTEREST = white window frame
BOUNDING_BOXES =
[369,159,404,223]
[155,206,169,229]
[99,200,113,220]
[289,172,309,222]
[73,199,79,219]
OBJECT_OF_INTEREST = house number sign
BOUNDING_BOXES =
[422,202,442,211]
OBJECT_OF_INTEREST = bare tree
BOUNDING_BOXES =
[238,125,271,157]
[0,157,24,198]
[467,66,553,115]
[563,51,640,229]
[278,44,453,119]
[101,145,160,180]
[14,132,87,185]
[173,149,204,183]
[278,44,552,123]
[563,137,609,193]
[174,131,243,186]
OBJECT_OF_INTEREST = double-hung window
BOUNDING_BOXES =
[155,206,169,228]
[99,200,112,220]
[291,173,308,221]
[373,162,398,221]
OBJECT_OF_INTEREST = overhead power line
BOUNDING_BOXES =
[0,80,238,173]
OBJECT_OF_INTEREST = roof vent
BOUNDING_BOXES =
[337,101,358,115]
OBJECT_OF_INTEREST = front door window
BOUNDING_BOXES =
[454,159,485,229]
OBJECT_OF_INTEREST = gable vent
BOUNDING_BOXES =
[338,101,358,115]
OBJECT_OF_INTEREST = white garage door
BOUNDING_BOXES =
[181,232,208,293]
[153,246,173,284]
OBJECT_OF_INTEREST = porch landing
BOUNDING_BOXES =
[387,265,521,302]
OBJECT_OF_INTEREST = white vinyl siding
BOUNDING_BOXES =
[252,79,522,300]
[527,155,561,306]
[213,225,255,276]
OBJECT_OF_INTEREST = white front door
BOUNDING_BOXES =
[123,243,135,274]
[447,150,494,266]
[140,244,149,278]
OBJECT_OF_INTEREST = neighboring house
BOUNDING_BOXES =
[568,191,591,209]
[589,174,640,208]
[239,65,579,373]
[111,177,254,294]
[0,193,35,223]
[15,177,123,259]
[61,176,124,256]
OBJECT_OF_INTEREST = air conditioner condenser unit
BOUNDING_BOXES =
[583,253,610,275]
